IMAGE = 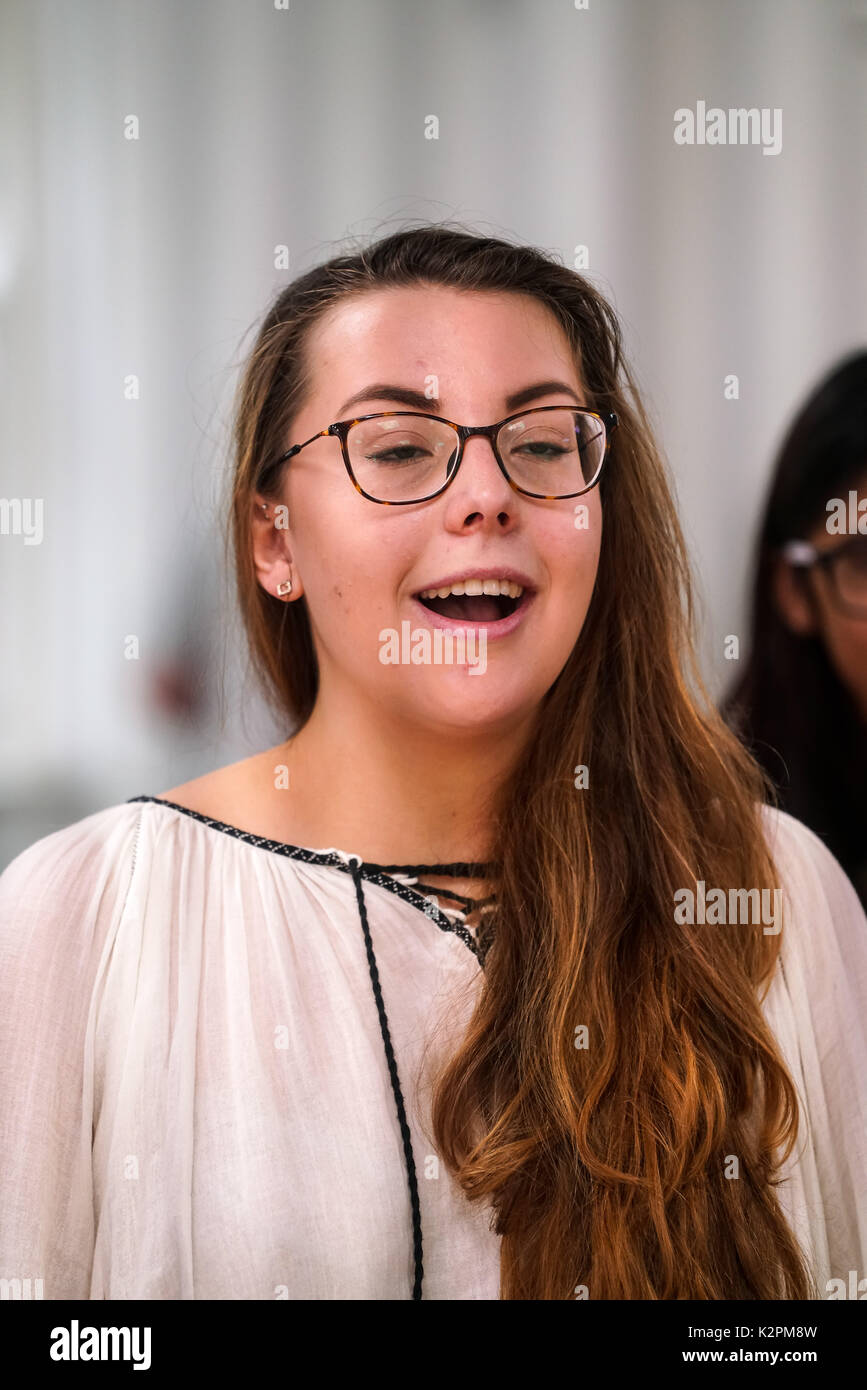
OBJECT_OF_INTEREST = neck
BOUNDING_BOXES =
[281,681,537,865]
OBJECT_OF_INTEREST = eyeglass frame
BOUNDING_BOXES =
[256,404,619,504]
[782,535,867,618]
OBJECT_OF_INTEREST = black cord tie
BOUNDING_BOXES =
[346,855,425,1299]
[343,854,498,1301]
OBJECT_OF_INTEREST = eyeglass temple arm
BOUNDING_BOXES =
[273,424,337,467]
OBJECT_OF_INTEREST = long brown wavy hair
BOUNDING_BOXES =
[228,223,815,1299]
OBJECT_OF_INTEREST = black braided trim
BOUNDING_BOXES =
[126,796,493,962]
[372,860,498,877]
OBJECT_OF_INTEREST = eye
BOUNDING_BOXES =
[366,443,431,464]
[515,441,570,458]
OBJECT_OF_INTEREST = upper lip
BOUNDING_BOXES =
[412,566,537,595]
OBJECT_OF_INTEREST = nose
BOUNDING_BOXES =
[443,433,518,528]
[454,431,509,484]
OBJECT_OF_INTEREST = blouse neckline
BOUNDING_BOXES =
[127,795,489,961]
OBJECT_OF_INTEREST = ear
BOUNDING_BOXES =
[250,495,303,600]
[771,554,818,636]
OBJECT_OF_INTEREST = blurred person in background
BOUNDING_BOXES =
[723,353,867,910]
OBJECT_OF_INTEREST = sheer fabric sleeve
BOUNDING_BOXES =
[0,805,142,1299]
[761,804,867,1291]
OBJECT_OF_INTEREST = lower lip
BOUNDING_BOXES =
[411,590,536,638]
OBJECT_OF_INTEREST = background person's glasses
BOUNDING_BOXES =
[258,405,618,504]
[783,534,867,617]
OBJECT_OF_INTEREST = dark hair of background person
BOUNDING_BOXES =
[228,222,814,1298]
[722,352,867,909]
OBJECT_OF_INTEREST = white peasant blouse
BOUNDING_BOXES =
[0,795,865,1300]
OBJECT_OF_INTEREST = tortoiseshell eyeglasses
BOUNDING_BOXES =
[257,405,618,505]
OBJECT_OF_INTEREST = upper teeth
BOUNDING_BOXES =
[418,578,524,600]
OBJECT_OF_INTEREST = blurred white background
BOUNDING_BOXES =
[1,0,865,864]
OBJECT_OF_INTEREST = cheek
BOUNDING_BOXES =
[545,500,602,597]
[289,498,413,625]
[816,598,867,703]
[825,618,867,678]
[306,551,389,624]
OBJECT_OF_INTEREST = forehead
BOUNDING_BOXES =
[303,285,582,405]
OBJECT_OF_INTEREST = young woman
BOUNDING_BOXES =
[1,225,865,1301]
[722,352,867,910]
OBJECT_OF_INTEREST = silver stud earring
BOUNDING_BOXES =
[276,578,293,597]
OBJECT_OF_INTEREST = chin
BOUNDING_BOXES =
[399,677,544,736]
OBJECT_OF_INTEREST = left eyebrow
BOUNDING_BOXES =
[335,379,584,416]
[503,380,584,411]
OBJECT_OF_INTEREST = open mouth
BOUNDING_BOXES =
[416,592,523,622]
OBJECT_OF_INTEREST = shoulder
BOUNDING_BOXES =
[0,800,152,1014]
[0,799,147,910]
[759,802,867,939]
[0,798,149,915]
[759,802,867,1035]
[757,811,867,1283]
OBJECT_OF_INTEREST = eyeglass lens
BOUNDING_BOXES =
[832,535,867,612]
